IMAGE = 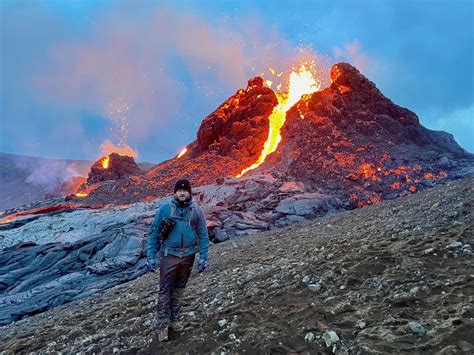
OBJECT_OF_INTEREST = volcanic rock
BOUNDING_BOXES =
[323,330,340,348]
[0,199,161,325]
[304,332,316,343]
[275,192,342,217]
[192,76,278,162]
[86,153,141,184]
[406,321,427,336]
[1,61,473,337]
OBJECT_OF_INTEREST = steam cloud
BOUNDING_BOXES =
[14,156,91,194]
[100,139,138,158]
[32,4,330,153]
[333,40,370,72]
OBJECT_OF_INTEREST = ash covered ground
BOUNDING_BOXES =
[1,177,472,354]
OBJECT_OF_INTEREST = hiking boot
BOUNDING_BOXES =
[157,326,169,342]
[150,318,169,341]
[169,320,184,332]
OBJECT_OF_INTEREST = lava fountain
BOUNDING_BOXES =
[101,156,110,169]
[177,147,188,159]
[237,63,321,177]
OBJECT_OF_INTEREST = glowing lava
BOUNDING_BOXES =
[73,182,102,198]
[177,147,188,159]
[102,155,110,169]
[237,63,321,177]
[0,204,103,224]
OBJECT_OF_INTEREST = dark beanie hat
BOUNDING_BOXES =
[174,179,192,194]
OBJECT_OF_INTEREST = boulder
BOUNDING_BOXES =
[87,153,141,184]
[276,192,342,218]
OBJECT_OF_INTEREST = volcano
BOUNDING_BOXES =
[70,62,472,207]
[1,62,473,329]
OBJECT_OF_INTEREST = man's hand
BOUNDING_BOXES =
[197,259,206,273]
[147,259,157,273]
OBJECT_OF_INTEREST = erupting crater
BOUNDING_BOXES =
[87,152,140,184]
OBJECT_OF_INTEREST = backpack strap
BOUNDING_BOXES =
[189,202,200,249]
[188,201,195,227]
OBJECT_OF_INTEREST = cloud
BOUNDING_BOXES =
[1,2,311,161]
[100,139,138,158]
[13,156,90,193]
[333,40,370,71]
[31,4,323,152]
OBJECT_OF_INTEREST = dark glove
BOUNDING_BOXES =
[147,259,157,273]
[197,259,206,273]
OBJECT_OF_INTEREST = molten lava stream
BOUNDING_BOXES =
[237,64,320,177]
[0,204,103,224]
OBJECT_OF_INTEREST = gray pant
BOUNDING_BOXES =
[156,252,195,327]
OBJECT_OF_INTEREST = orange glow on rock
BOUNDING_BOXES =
[74,182,102,198]
[358,163,374,179]
[391,181,402,190]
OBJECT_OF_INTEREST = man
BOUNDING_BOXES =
[146,179,209,342]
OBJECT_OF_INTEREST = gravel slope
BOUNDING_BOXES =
[0,177,472,354]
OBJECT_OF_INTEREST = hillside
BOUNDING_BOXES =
[0,152,155,212]
[1,177,472,354]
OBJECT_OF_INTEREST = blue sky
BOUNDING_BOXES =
[1,0,473,163]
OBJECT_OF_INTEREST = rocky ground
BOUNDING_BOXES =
[0,177,473,354]
[0,173,345,325]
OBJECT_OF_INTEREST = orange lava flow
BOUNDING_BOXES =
[73,182,102,198]
[237,63,321,177]
[0,204,104,224]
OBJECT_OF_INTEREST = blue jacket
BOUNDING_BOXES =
[147,196,209,261]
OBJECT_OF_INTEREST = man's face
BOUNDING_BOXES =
[175,189,190,201]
